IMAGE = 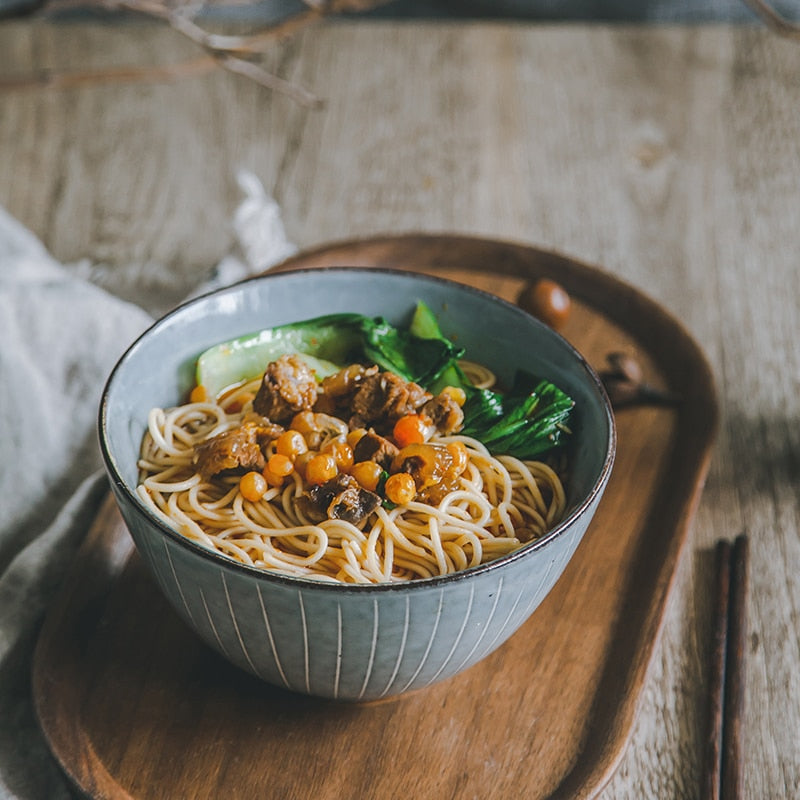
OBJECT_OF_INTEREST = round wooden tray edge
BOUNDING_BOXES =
[274,232,720,429]
[32,234,721,800]
[274,233,721,798]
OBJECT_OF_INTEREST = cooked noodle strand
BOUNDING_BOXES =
[136,393,568,584]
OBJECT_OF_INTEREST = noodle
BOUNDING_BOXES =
[135,368,569,584]
[457,360,496,390]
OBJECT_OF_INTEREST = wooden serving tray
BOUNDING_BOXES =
[33,235,718,800]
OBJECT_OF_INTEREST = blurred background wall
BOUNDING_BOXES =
[2,0,797,23]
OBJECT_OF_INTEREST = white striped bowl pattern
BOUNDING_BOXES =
[100,268,615,701]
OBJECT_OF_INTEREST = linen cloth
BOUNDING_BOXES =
[0,173,295,799]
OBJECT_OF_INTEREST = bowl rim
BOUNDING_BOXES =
[98,266,616,592]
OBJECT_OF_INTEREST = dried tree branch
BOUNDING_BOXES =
[741,0,800,40]
[305,0,392,10]
[11,0,391,103]
[104,0,324,56]
[214,53,324,107]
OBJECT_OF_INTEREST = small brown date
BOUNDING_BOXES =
[518,278,572,330]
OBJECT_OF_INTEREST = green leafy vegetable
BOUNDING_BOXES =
[409,301,467,393]
[196,313,364,399]
[360,315,464,387]
[196,310,462,400]
[195,301,574,460]
[411,300,575,459]
[376,469,396,510]
[460,374,574,460]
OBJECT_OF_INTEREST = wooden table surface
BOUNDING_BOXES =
[1,16,798,799]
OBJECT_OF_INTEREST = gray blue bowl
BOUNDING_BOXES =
[99,268,615,701]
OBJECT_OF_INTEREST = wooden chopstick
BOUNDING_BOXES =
[703,534,749,800]
[703,539,731,800]
[722,535,749,799]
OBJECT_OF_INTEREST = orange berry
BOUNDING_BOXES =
[441,386,466,407]
[305,453,337,485]
[393,414,427,448]
[290,410,317,436]
[239,471,268,502]
[323,440,354,472]
[384,472,417,505]
[351,460,383,493]
[275,430,308,459]
[446,441,469,476]
[262,469,285,488]
[346,428,367,448]
[189,384,208,403]
[293,450,316,480]
[267,453,294,477]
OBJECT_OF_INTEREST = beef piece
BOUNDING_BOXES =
[350,371,432,431]
[253,354,318,424]
[296,473,381,525]
[320,364,379,401]
[352,431,399,471]
[291,410,349,451]
[421,392,464,434]
[405,380,432,412]
[194,421,282,479]
[240,412,285,434]
[351,372,402,422]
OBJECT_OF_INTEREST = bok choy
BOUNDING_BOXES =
[409,300,574,459]
[194,302,574,459]
[196,312,462,400]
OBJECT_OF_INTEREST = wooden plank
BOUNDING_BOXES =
[2,19,800,798]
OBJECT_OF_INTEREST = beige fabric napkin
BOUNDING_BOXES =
[0,173,294,799]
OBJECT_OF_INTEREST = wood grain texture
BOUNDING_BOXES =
[32,242,717,799]
[2,18,799,799]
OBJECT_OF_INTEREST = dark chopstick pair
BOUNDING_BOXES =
[703,534,749,800]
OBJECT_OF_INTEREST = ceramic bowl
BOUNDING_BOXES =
[99,267,615,701]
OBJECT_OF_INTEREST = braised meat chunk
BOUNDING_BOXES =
[421,391,464,434]
[253,354,318,424]
[194,421,282,480]
[296,473,381,525]
[352,431,399,470]
[319,364,379,404]
[350,371,432,431]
